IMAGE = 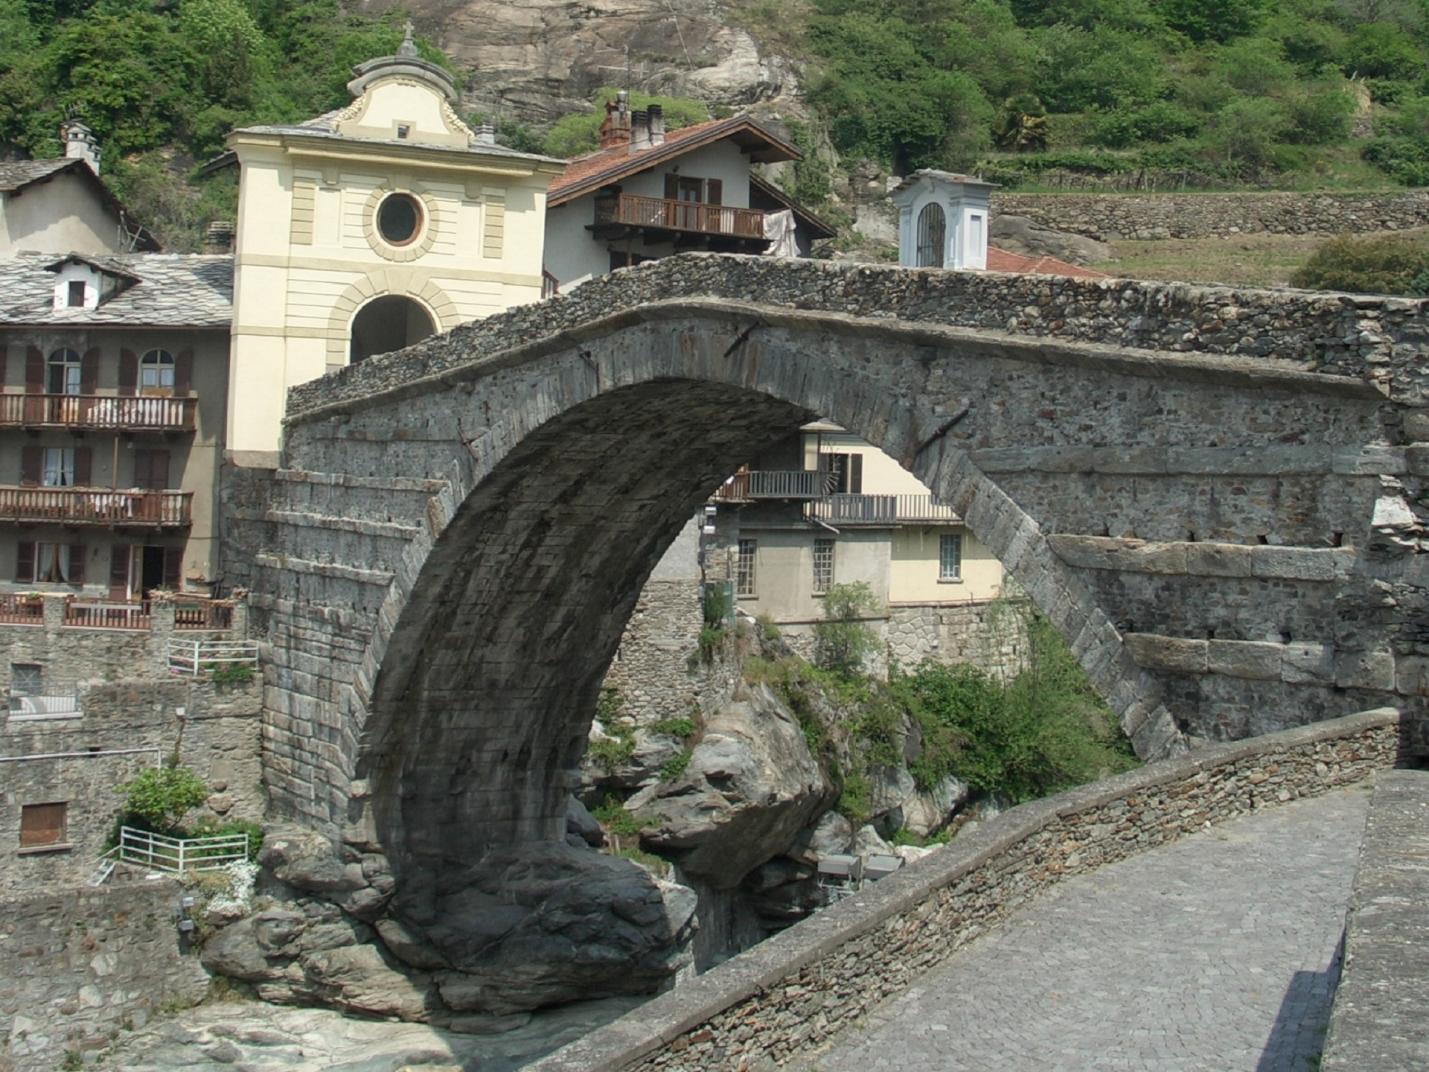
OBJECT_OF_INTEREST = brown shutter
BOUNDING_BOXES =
[80,348,99,395]
[163,546,183,590]
[20,445,41,486]
[706,178,722,205]
[19,802,66,847]
[850,453,863,495]
[664,174,678,200]
[174,349,193,397]
[109,544,131,599]
[25,347,43,393]
[134,449,168,490]
[0,346,6,388]
[67,543,85,585]
[73,447,92,487]
[118,350,138,396]
[15,540,34,583]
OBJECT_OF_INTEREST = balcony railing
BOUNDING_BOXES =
[713,469,832,502]
[65,598,152,630]
[595,194,766,240]
[0,394,195,432]
[0,593,44,625]
[804,494,962,525]
[0,487,192,526]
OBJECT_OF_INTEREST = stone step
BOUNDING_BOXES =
[252,551,395,616]
[268,468,447,524]
[262,510,423,575]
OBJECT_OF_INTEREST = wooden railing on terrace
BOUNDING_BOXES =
[0,488,191,526]
[0,593,44,625]
[595,194,766,239]
[804,494,961,525]
[65,598,152,630]
[0,394,195,432]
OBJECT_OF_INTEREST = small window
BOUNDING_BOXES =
[396,124,411,139]
[140,349,175,394]
[939,533,963,581]
[22,543,82,585]
[67,280,86,307]
[11,664,42,696]
[813,537,835,595]
[47,349,82,395]
[19,802,67,848]
[376,192,423,246]
[736,538,758,597]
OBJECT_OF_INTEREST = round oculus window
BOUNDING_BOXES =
[377,193,423,246]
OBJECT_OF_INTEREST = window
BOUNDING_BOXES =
[140,349,175,394]
[822,452,863,494]
[916,203,946,268]
[19,802,67,849]
[736,538,758,597]
[396,124,411,139]
[16,542,84,585]
[939,533,963,581]
[42,447,74,487]
[11,664,42,696]
[46,348,82,395]
[376,192,423,245]
[813,537,835,595]
[132,449,169,491]
[67,280,86,307]
[967,212,984,260]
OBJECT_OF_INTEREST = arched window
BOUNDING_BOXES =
[140,349,175,394]
[915,203,946,268]
[47,349,82,395]
[349,295,436,364]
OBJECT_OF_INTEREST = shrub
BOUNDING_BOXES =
[813,582,881,677]
[118,765,209,834]
[1290,234,1429,296]
[1343,22,1425,81]
[659,748,692,782]
[543,87,709,158]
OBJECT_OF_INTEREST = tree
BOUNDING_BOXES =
[994,94,1049,151]
[813,582,882,677]
[1157,0,1268,43]
[118,766,210,833]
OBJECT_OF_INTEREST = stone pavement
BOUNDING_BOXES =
[794,786,1372,1072]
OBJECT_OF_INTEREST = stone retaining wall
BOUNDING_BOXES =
[529,707,1409,1072]
[993,190,1429,241]
[0,879,210,1072]
[1321,767,1429,1072]
[886,599,1029,680]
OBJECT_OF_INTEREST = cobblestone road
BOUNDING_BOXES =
[794,787,1371,1072]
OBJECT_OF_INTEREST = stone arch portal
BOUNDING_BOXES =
[259,290,1401,916]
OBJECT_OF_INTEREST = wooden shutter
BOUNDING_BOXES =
[174,349,193,397]
[0,346,6,388]
[706,178,722,205]
[664,174,678,200]
[19,445,41,486]
[109,544,131,599]
[15,540,34,583]
[850,453,864,495]
[19,802,66,848]
[73,447,92,487]
[80,348,99,395]
[25,347,43,393]
[163,546,183,590]
[67,543,85,585]
[134,449,168,490]
[117,350,138,396]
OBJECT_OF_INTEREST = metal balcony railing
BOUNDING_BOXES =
[0,394,195,432]
[0,487,192,526]
[713,469,831,502]
[804,493,961,525]
[595,193,766,239]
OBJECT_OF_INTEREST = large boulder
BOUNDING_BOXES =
[626,682,835,888]
[901,774,970,838]
[990,214,1112,265]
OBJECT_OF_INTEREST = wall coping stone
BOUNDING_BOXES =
[529,707,1405,1072]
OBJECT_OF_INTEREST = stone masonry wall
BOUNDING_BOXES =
[528,708,1409,1072]
[0,879,210,1072]
[886,599,1030,680]
[603,581,705,725]
[993,189,1429,241]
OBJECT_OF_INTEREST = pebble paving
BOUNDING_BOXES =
[794,786,1372,1072]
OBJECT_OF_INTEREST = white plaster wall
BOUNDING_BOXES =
[736,527,891,624]
[0,173,131,256]
[889,524,1003,604]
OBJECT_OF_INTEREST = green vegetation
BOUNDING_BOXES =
[813,581,882,676]
[542,86,710,158]
[207,662,254,687]
[648,715,699,740]
[1290,232,1429,294]
[659,748,693,781]
[117,765,209,832]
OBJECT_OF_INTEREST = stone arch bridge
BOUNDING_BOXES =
[241,254,1426,937]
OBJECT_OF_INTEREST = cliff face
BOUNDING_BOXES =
[361,0,799,123]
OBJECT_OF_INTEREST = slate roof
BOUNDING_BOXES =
[0,158,77,192]
[230,110,563,165]
[0,157,162,251]
[0,253,233,327]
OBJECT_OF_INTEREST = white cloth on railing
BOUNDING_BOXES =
[763,209,798,257]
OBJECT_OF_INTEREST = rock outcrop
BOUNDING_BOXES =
[989,214,1112,266]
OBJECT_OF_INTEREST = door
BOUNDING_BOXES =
[109,544,133,600]
[141,545,167,595]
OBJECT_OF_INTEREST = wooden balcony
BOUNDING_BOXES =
[0,393,196,432]
[713,469,831,502]
[0,487,192,527]
[804,494,961,526]
[593,193,767,243]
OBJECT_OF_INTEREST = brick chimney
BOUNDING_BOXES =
[61,120,100,175]
[630,109,651,151]
[648,104,666,146]
[598,91,632,149]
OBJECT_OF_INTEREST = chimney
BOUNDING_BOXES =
[61,120,100,175]
[476,123,497,146]
[203,220,234,254]
[630,109,651,151]
[598,92,632,149]
[648,104,665,146]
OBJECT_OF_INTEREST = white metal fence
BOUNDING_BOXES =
[115,825,250,873]
[168,637,259,676]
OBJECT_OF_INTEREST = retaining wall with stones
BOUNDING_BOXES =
[993,190,1429,241]
[886,599,1029,680]
[1321,767,1429,1072]
[0,879,209,1072]
[528,707,1411,1072]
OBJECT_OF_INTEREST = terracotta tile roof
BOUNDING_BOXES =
[548,116,799,206]
[986,246,1110,279]
[0,253,232,327]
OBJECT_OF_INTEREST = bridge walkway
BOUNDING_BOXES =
[792,786,1371,1072]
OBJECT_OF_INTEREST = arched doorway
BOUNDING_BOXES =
[915,203,946,267]
[349,295,436,364]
